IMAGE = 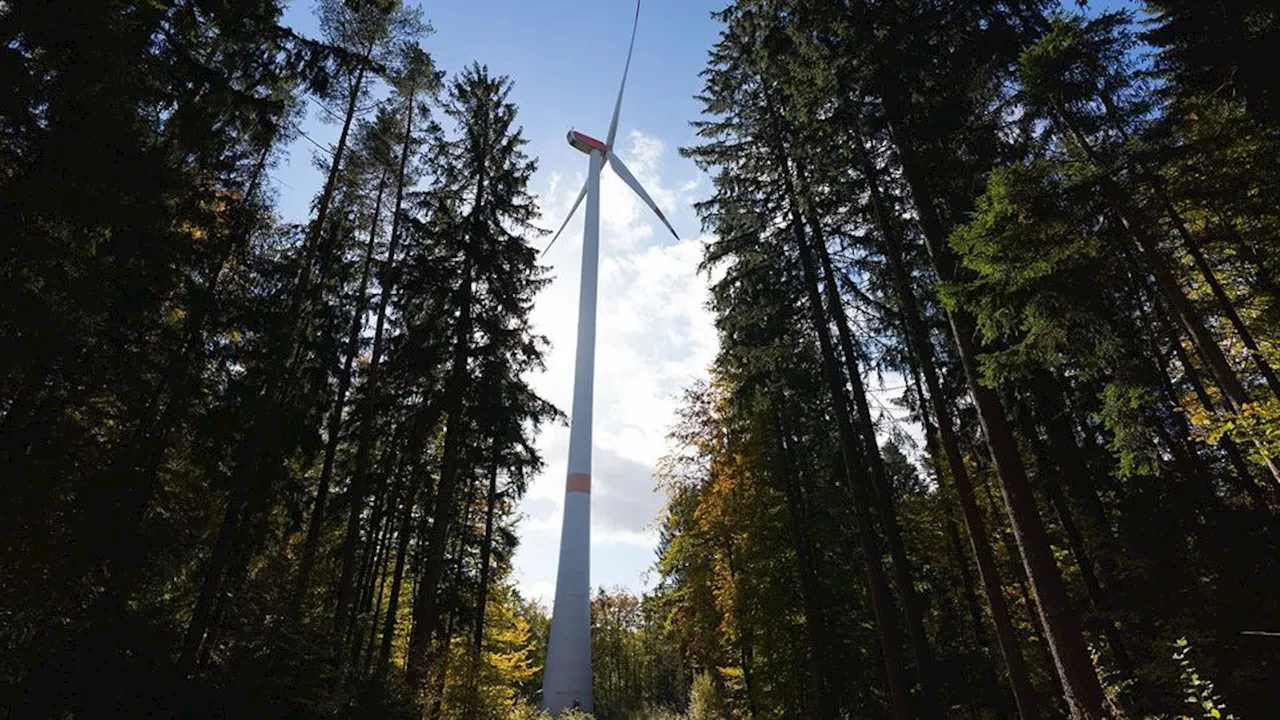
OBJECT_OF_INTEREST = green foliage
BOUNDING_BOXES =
[0,1,554,718]
[590,589,684,718]
[686,673,726,720]
[1144,0,1280,125]
[1095,383,1163,479]
[660,0,1280,718]
[948,158,1123,386]
[1195,400,1280,465]
[5,0,1280,718]
[1168,638,1236,720]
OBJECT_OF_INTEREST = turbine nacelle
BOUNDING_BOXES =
[541,0,677,257]
[567,130,608,156]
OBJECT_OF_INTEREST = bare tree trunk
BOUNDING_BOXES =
[406,251,475,690]
[177,414,266,675]
[335,71,420,637]
[792,221,912,717]
[471,457,500,658]
[352,464,396,643]
[856,132,1041,718]
[179,56,370,676]
[465,454,500,714]
[801,184,940,716]
[755,90,912,715]
[910,337,1022,719]
[1029,378,1123,587]
[349,469,398,679]
[296,170,387,609]
[295,61,369,322]
[1019,410,1135,687]
[770,406,842,720]
[377,468,424,677]
[355,483,398,682]
[426,494,478,719]
[881,87,1109,718]
[724,544,760,718]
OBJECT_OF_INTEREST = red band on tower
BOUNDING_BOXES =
[566,473,591,494]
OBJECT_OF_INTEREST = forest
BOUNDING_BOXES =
[1,0,1278,719]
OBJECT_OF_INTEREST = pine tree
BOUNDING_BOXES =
[403,62,550,694]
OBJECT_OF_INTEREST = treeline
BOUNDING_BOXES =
[589,589,685,719]
[2,1,559,717]
[646,1,1280,719]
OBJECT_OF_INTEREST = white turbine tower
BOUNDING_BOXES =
[540,1,678,714]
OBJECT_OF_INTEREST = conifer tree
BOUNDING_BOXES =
[403,62,550,693]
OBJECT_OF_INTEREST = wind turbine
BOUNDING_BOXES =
[540,1,678,714]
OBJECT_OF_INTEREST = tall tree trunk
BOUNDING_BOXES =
[406,245,476,690]
[349,468,398,677]
[375,407,443,677]
[425,494,478,720]
[335,77,418,637]
[945,517,987,653]
[911,336,1020,718]
[1133,278,1237,532]
[377,468,424,677]
[294,61,368,326]
[724,544,760,718]
[117,137,275,552]
[880,88,1109,718]
[771,407,843,720]
[1055,108,1260,420]
[296,170,387,608]
[407,95,492,689]
[857,133,1041,719]
[760,94,911,716]
[362,524,394,680]
[426,600,460,720]
[177,408,267,675]
[179,57,370,675]
[1147,285,1277,502]
[354,481,398,682]
[801,182,940,716]
[467,452,500,715]
[1019,410,1136,687]
[471,457,499,659]
[1097,90,1280,401]
[93,137,274,634]
[1029,378,1122,588]
[1167,209,1280,401]
[353,463,396,638]
[1169,332,1275,504]
[1213,215,1280,311]
[909,359,989,658]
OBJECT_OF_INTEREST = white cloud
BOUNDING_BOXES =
[521,581,555,609]
[513,131,714,602]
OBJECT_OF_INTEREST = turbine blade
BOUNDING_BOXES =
[605,0,641,150]
[608,153,679,240]
[542,180,588,256]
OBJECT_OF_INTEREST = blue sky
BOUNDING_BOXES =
[270,0,1143,608]
[273,0,728,607]
[274,0,723,224]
